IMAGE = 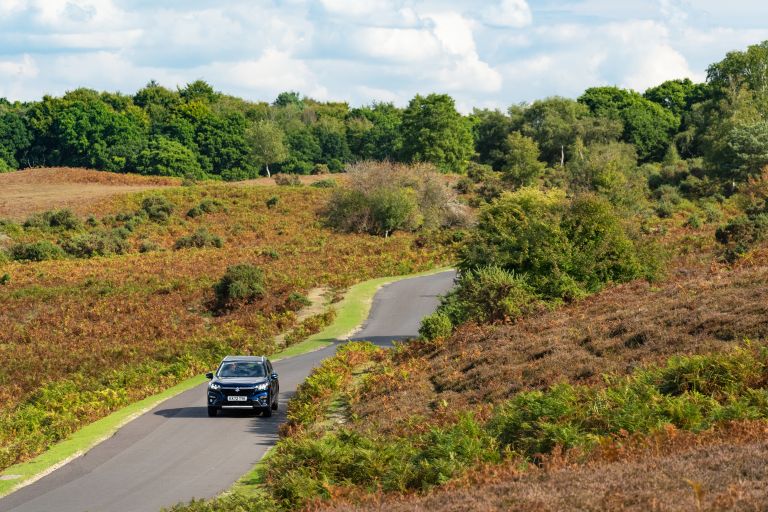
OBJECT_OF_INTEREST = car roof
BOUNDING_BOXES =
[221,355,267,363]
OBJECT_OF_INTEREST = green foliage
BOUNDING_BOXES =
[273,173,301,186]
[311,178,337,188]
[418,312,453,341]
[60,229,131,258]
[24,209,82,231]
[644,78,710,117]
[246,120,288,176]
[437,266,539,326]
[0,273,9,285]
[10,240,66,261]
[715,215,768,262]
[401,94,474,173]
[727,121,768,180]
[135,136,205,179]
[326,188,421,236]
[579,86,680,161]
[266,196,279,209]
[140,195,175,223]
[460,189,654,301]
[0,158,12,173]
[186,199,224,218]
[498,132,546,187]
[347,102,403,161]
[173,228,223,250]
[213,264,265,309]
[488,346,768,458]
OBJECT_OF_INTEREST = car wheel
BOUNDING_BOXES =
[262,406,272,417]
[271,397,278,411]
[207,406,218,417]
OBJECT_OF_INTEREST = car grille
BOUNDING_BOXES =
[221,387,255,397]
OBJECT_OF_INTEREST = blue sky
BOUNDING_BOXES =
[1,0,767,111]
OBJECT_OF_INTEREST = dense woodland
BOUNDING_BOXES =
[1,40,768,190]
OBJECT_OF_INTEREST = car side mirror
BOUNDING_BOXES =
[271,373,278,380]
[205,372,214,380]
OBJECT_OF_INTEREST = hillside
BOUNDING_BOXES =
[0,173,450,470]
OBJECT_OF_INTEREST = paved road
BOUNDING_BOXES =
[0,270,456,512]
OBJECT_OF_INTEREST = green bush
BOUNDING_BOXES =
[266,196,279,209]
[60,229,131,258]
[135,136,205,179]
[10,241,66,261]
[274,173,302,186]
[715,214,768,262]
[460,189,655,301]
[174,229,223,250]
[23,209,82,231]
[0,158,12,173]
[186,199,225,218]
[325,188,422,237]
[418,312,453,341]
[285,292,312,311]
[138,240,161,253]
[0,273,9,285]
[311,179,337,188]
[214,263,265,309]
[140,196,175,223]
[438,266,539,326]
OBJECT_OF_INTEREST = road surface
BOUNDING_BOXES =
[0,270,456,512]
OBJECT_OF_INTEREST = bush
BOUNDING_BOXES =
[715,214,768,262]
[438,266,539,325]
[187,199,225,218]
[274,173,302,186]
[460,189,655,301]
[140,196,175,223]
[311,179,337,188]
[138,240,161,253]
[60,229,131,258]
[0,273,9,285]
[174,229,223,250]
[419,312,453,341]
[266,196,279,209]
[24,209,82,231]
[214,264,265,309]
[10,241,66,261]
[0,158,12,173]
[285,292,312,311]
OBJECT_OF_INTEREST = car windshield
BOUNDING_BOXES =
[217,361,266,378]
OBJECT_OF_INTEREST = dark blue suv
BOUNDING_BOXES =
[205,355,279,417]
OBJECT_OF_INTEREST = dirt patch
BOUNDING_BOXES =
[0,168,179,220]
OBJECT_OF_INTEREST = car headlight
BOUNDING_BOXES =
[255,382,269,391]
[209,382,221,390]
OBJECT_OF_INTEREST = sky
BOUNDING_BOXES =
[1,0,768,112]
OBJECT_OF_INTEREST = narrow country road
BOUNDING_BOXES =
[0,270,456,512]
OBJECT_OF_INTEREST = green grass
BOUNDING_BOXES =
[0,266,453,499]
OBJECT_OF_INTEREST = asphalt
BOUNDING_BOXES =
[0,270,456,512]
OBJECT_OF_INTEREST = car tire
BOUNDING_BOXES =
[207,406,218,417]
[262,406,272,417]
[271,397,278,411]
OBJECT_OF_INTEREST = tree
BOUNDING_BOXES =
[346,102,403,161]
[273,91,304,109]
[727,121,768,180]
[246,120,288,177]
[707,40,768,101]
[521,97,590,165]
[471,108,515,170]
[0,108,31,168]
[135,136,205,179]
[179,80,218,104]
[579,86,679,162]
[401,94,474,173]
[644,78,710,117]
[499,132,546,187]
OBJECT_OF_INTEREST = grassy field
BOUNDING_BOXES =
[0,169,452,471]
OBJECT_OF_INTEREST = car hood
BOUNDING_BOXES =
[213,377,269,387]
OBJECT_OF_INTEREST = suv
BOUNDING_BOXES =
[205,356,279,417]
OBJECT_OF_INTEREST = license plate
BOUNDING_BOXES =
[227,396,248,402]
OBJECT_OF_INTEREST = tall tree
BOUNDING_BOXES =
[401,94,474,173]
[246,120,288,177]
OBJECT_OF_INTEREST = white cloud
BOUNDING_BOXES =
[484,0,532,28]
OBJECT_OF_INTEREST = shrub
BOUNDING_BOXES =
[10,241,66,261]
[311,179,337,188]
[715,214,768,262]
[174,229,223,250]
[0,158,12,173]
[187,199,225,218]
[285,292,312,311]
[274,174,302,186]
[214,264,265,309]
[138,240,161,253]
[438,266,539,325]
[311,163,330,175]
[0,273,9,285]
[24,209,82,231]
[140,196,174,223]
[60,229,131,258]
[266,196,279,209]
[460,189,655,301]
[419,312,453,341]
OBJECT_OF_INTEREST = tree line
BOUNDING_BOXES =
[0,40,767,188]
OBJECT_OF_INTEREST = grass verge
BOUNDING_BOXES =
[0,266,453,499]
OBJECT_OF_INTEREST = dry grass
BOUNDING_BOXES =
[322,421,768,512]
[0,167,179,219]
[354,260,768,433]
